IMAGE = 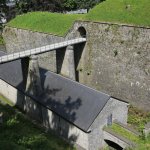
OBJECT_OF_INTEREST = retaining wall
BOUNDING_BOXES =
[71,21,150,111]
[2,22,150,110]
[3,26,64,71]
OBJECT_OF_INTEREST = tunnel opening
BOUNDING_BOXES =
[104,140,123,150]
[78,27,86,38]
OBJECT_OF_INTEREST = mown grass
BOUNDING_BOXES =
[8,0,150,36]
[0,95,75,150]
[86,0,150,27]
[0,35,4,45]
[104,105,150,150]
[8,12,84,36]
[109,123,150,150]
[110,123,139,142]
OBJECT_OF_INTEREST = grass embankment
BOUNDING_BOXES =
[8,0,150,36]
[0,95,75,150]
[86,0,150,27]
[110,123,150,150]
[108,105,150,150]
[8,12,83,36]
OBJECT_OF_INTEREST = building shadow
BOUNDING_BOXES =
[56,47,66,74]
[74,43,85,82]
[15,65,82,145]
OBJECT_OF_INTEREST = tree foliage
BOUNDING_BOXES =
[64,0,104,10]
[0,0,104,21]
[14,0,104,13]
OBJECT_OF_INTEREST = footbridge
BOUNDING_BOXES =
[103,128,136,149]
[0,38,86,64]
[0,37,86,94]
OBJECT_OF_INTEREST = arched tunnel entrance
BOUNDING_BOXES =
[104,140,123,150]
[78,26,87,38]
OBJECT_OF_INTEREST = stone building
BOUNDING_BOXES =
[0,51,128,149]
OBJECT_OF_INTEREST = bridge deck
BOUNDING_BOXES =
[103,127,136,149]
[0,38,86,64]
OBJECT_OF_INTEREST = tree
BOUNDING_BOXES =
[75,0,104,10]
[63,0,77,10]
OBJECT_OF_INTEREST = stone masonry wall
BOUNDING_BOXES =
[3,26,64,71]
[71,21,150,111]
[2,22,150,111]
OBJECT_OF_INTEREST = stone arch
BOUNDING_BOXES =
[104,139,123,150]
[77,26,86,38]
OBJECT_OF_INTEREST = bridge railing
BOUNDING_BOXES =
[0,38,86,64]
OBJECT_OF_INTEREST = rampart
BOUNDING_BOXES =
[2,21,150,111]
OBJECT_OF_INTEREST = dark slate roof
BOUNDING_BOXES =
[0,51,110,132]
[0,51,24,89]
[40,71,110,131]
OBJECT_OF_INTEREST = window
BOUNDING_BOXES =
[107,114,112,126]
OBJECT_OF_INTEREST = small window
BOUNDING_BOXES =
[107,114,112,126]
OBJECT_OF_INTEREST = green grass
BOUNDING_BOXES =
[110,123,139,142]
[128,105,150,132]
[8,12,84,36]
[109,123,150,150]
[0,96,75,150]
[86,0,150,27]
[8,0,150,36]
[107,105,150,150]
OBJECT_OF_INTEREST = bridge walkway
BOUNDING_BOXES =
[0,38,86,64]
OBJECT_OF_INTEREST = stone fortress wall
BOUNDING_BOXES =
[2,21,150,111]
[3,26,64,71]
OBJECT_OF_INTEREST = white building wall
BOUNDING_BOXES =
[0,79,18,104]
[41,108,89,149]
[0,79,89,150]
[88,98,128,150]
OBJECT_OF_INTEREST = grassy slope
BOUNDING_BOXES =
[86,0,150,26]
[8,0,150,36]
[8,12,83,36]
[105,105,150,150]
[0,95,75,150]
[110,123,150,150]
